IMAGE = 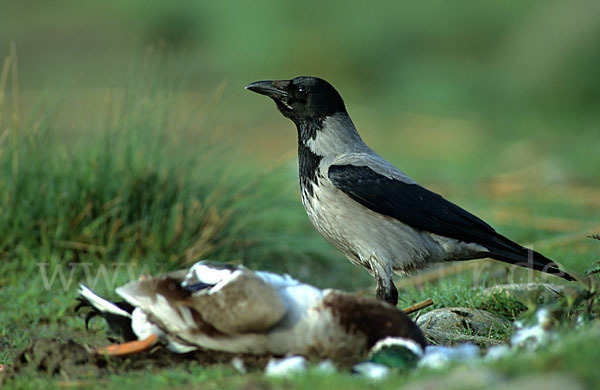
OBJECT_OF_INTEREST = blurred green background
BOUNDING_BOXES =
[2,0,600,173]
[4,0,600,109]
[1,0,599,281]
[1,0,600,282]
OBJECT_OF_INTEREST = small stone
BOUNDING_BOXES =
[484,345,511,361]
[231,357,246,374]
[352,362,390,380]
[511,308,557,350]
[419,344,480,369]
[315,360,336,374]
[264,356,307,377]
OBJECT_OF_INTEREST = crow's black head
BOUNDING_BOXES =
[246,76,346,124]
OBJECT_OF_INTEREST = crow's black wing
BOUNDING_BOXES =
[328,164,498,247]
[328,164,573,280]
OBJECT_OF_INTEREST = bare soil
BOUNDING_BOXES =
[0,338,273,385]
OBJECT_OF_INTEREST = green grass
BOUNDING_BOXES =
[0,54,357,282]
[0,54,365,368]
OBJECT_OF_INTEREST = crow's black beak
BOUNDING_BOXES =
[245,80,289,99]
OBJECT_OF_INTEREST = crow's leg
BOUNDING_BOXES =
[370,259,399,306]
[375,276,398,306]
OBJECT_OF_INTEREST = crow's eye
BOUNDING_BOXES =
[296,85,307,96]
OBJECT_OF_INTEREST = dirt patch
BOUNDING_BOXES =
[0,338,273,385]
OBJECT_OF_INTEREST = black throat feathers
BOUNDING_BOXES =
[296,117,324,196]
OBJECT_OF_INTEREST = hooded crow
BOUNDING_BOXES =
[246,76,574,305]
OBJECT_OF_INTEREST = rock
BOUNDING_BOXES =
[422,329,505,348]
[482,283,564,304]
[417,307,511,338]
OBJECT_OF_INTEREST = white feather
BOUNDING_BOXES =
[207,269,243,294]
[255,270,301,290]
[182,263,234,287]
[79,284,131,318]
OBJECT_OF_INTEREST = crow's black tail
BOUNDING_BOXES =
[485,234,574,281]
